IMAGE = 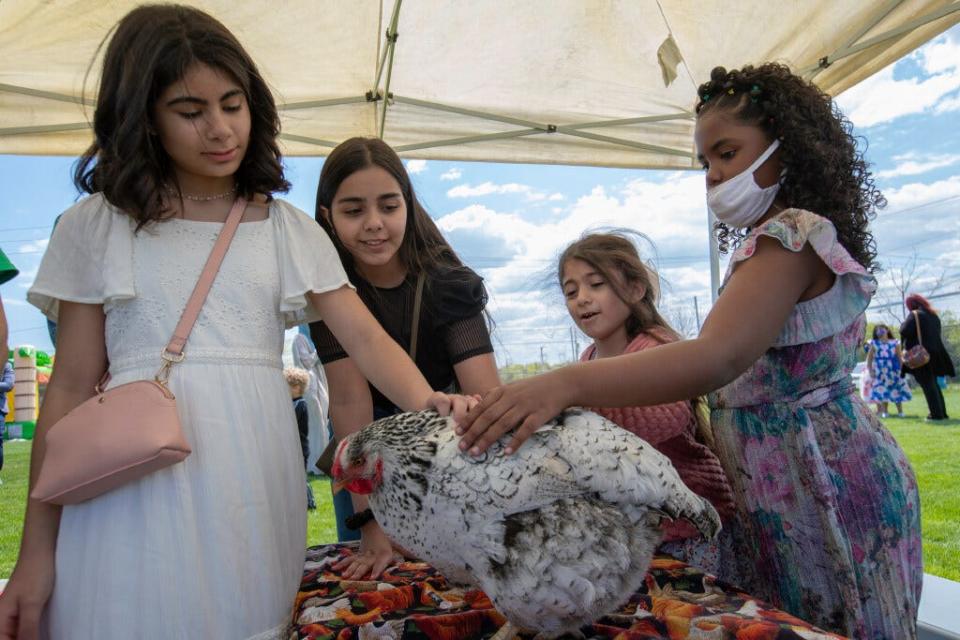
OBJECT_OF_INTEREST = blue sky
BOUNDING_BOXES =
[2,26,959,365]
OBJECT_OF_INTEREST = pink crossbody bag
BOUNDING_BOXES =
[31,198,247,505]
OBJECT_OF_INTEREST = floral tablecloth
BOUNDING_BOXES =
[292,543,847,640]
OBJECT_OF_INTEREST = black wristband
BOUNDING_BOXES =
[345,508,376,531]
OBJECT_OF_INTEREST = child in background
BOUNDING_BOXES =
[285,366,316,510]
[559,231,734,574]
[0,247,17,474]
[866,324,910,417]
[459,63,921,638]
[0,6,470,638]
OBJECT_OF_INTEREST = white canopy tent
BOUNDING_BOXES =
[2,0,959,164]
[2,0,959,293]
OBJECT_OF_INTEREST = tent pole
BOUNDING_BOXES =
[707,207,720,302]
[373,0,403,92]
[377,0,403,138]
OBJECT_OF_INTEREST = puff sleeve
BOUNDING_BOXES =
[27,194,136,321]
[270,199,352,328]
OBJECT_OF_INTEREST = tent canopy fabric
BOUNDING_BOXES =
[1,0,958,169]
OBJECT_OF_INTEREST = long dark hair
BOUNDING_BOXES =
[315,137,463,286]
[558,231,679,344]
[74,4,289,230]
[695,63,883,272]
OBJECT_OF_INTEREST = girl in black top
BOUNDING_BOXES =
[311,138,499,579]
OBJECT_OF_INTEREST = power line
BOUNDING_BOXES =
[0,225,56,233]
[879,194,960,217]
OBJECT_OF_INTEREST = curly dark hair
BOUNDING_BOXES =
[74,4,289,230]
[695,63,883,272]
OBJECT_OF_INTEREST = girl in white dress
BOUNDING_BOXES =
[0,6,471,640]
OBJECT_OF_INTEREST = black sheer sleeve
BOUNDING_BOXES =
[428,265,489,325]
[309,320,348,364]
[444,313,494,364]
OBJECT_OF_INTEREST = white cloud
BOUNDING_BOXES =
[876,153,960,179]
[881,175,960,213]
[18,238,49,254]
[439,172,711,298]
[445,181,569,203]
[934,93,960,115]
[405,159,427,174]
[447,182,533,198]
[836,34,960,128]
[440,168,462,181]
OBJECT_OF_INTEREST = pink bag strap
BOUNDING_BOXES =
[154,198,247,383]
[913,310,923,344]
[165,197,247,356]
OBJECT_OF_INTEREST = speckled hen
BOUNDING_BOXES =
[332,409,721,639]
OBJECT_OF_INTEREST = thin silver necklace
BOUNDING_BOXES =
[167,184,237,202]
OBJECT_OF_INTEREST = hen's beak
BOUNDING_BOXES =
[331,479,349,495]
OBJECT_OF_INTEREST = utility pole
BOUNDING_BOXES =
[693,296,701,332]
[569,326,577,362]
[540,345,546,365]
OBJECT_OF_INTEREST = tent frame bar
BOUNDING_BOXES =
[0,82,95,106]
[278,132,340,148]
[805,0,906,80]
[800,1,960,75]
[0,122,91,137]
[394,128,544,152]
[280,96,368,111]
[391,94,695,158]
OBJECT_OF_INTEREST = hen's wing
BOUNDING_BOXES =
[541,409,722,538]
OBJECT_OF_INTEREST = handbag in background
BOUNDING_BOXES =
[904,310,931,370]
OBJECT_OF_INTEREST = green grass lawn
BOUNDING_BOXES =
[2,387,958,581]
[881,385,960,581]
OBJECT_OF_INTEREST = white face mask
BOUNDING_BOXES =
[707,140,781,228]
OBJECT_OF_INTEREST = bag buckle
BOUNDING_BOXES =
[155,349,186,386]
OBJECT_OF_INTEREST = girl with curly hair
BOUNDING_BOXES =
[458,63,921,638]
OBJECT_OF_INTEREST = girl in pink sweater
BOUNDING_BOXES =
[560,232,734,572]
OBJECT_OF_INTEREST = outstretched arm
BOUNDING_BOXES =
[308,286,472,420]
[458,237,826,455]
